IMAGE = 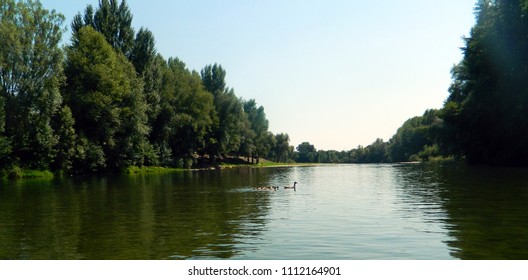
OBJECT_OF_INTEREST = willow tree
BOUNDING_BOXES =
[270,133,292,162]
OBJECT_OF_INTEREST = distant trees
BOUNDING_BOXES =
[364,138,390,163]
[296,142,317,163]
[292,108,444,164]
[270,133,294,163]
[292,139,390,164]
[389,109,442,162]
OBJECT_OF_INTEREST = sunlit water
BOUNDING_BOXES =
[1,164,528,259]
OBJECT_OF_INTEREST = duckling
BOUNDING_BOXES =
[256,186,277,191]
[284,182,297,191]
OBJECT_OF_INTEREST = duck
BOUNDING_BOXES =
[284,182,297,191]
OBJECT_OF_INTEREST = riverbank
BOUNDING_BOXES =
[218,161,319,169]
[0,160,317,180]
[2,159,462,180]
[1,167,54,180]
[126,161,319,173]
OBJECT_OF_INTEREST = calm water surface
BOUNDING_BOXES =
[1,164,528,259]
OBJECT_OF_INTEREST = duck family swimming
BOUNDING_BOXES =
[255,182,297,192]
[255,186,279,191]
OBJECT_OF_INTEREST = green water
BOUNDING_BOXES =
[1,164,527,259]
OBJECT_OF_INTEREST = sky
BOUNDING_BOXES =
[41,0,477,151]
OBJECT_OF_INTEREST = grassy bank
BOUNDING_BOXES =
[422,155,460,164]
[123,166,186,174]
[219,161,319,169]
[1,167,54,179]
[1,161,315,180]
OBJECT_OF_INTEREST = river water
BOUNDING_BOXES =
[1,164,527,259]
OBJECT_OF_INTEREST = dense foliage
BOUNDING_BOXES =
[442,0,528,166]
[1,0,65,170]
[0,0,294,174]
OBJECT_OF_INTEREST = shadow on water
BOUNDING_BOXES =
[0,168,277,259]
[394,163,528,259]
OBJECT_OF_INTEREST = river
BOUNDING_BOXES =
[1,164,527,259]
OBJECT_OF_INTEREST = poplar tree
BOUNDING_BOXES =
[243,99,271,163]
[72,0,134,57]
[201,64,247,160]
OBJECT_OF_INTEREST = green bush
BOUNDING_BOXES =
[7,166,23,179]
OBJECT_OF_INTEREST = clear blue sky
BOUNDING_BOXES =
[41,0,476,151]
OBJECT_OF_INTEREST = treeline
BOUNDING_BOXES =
[3,0,528,174]
[0,0,295,175]
[298,0,528,166]
[295,109,443,164]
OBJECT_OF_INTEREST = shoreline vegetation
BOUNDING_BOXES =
[3,0,528,179]
[1,157,458,180]
[0,161,318,180]
[1,167,55,180]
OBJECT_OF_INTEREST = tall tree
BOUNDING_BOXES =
[364,138,389,163]
[201,64,246,160]
[243,99,271,163]
[443,0,528,165]
[72,1,162,164]
[296,142,317,163]
[153,57,215,167]
[64,26,149,172]
[0,0,65,169]
[130,27,156,76]
[50,105,77,173]
[201,64,226,97]
[71,0,135,58]
[271,133,292,162]
[131,30,161,142]
[0,91,10,167]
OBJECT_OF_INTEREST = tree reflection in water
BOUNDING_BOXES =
[0,167,275,259]
[394,163,528,259]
